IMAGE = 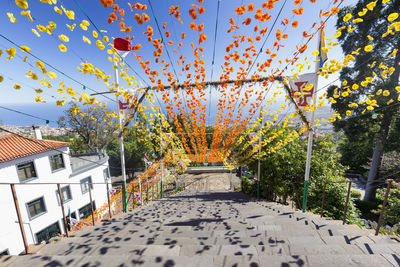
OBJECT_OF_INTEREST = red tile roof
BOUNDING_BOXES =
[0,134,70,163]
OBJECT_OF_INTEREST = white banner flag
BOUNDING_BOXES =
[249,132,260,148]
[288,73,317,109]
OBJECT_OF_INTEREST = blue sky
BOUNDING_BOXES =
[0,0,358,123]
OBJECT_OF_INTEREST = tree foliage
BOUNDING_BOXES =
[107,123,156,176]
[244,134,359,222]
[328,0,400,200]
[58,103,117,153]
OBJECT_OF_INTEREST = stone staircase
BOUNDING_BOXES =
[1,191,399,266]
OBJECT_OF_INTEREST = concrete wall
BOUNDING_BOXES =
[0,148,110,255]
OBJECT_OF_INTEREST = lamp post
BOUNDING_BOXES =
[113,38,131,213]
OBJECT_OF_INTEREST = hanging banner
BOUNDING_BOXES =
[288,73,317,108]
[118,89,138,115]
[249,132,260,147]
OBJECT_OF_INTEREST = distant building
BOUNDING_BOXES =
[0,127,111,255]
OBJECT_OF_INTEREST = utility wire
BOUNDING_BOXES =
[0,105,56,124]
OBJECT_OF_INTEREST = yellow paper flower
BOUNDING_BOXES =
[5,47,16,60]
[364,44,373,52]
[343,13,352,22]
[66,24,76,31]
[382,90,390,96]
[346,110,351,116]
[40,0,57,4]
[334,30,342,38]
[35,88,43,93]
[14,84,21,90]
[103,36,109,43]
[358,8,368,17]
[82,35,92,44]
[352,18,363,23]
[388,13,399,22]
[352,84,359,90]
[54,6,63,15]
[20,46,31,52]
[20,10,33,22]
[26,72,38,80]
[63,7,75,20]
[0,76,3,82]
[35,96,46,103]
[15,0,28,9]
[56,100,65,106]
[80,20,90,30]
[48,72,57,79]
[58,34,69,42]
[7,13,17,23]
[92,30,98,38]
[58,44,67,52]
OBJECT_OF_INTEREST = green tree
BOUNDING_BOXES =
[107,123,156,176]
[58,103,117,153]
[246,134,359,222]
[327,0,400,201]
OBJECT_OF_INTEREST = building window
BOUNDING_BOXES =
[49,154,65,172]
[27,197,46,219]
[55,186,72,204]
[17,162,37,182]
[80,177,93,194]
[103,168,110,182]
[78,202,96,219]
[35,222,61,244]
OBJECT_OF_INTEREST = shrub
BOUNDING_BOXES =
[351,190,362,199]
[377,181,400,227]
[247,134,359,222]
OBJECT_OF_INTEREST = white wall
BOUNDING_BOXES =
[0,148,110,255]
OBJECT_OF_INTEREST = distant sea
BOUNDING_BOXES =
[0,101,333,130]
[0,103,69,127]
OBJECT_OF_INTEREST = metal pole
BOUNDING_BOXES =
[146,177,149,202]
[106,181,112,218]
[320,182,327,218]
[240,167,243,192]
[160,133,164,199]
[114,61,128,213]
[57,184,69,237]
[139,176,143,206]
[88,183,95,226]
[302,31,322,213]
[257,108,263,200]
[342,181,352,225]
[375,180,392,235]
[10,184,29,254]
[230,170,232,190]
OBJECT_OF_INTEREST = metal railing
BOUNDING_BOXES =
[1,168,177,255]
[318,180,395,235]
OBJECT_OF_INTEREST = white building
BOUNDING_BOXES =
[0,129,111,255]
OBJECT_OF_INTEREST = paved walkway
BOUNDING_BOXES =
[1,191,400,266]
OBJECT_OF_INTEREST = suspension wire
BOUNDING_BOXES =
[0,33,117,104]
[71,0,150,87]
[208,0,221,123]
[0,105,56,124]
[227,0,346,159]
[216,0,289,153]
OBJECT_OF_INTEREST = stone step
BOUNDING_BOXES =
[3,254,397,267]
